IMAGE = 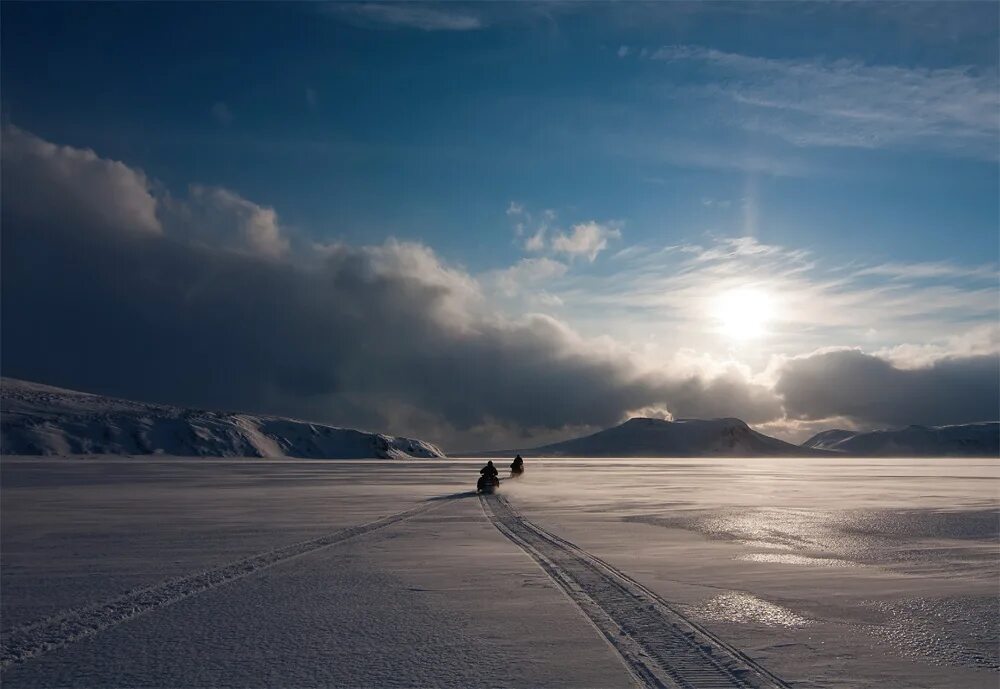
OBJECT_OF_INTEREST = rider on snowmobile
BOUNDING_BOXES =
[477,460,500,493]
[510,454,524,475]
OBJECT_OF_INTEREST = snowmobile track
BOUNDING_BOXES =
[480,494,791,689]
[1,498,449,669]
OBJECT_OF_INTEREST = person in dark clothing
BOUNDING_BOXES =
[509,454,524,476]
[477,460,500,493]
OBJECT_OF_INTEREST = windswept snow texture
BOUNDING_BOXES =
[481,493,790,688]
[802,423,999,457]
[0,378,444,458]
[1,500,448,669]
[506,417,815,457]
[1,458,997,688]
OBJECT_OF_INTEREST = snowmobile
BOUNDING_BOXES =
[477,473,500,494]
[508,455,524,479]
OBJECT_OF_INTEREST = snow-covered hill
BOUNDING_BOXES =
[0,378,445,458]
[802,423,999,457]
[481,417,817,457]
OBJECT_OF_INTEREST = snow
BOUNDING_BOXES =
[487,416,816,457]
[2,456,997,688]
[802,423,999,457]
[0,378,444,458]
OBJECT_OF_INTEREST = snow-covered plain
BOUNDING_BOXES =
[1,457,997,688]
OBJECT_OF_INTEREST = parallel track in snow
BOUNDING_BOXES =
[480,493,791,689]
[1,498,449,669]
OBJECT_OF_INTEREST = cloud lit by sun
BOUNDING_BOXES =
[712,288,775,341]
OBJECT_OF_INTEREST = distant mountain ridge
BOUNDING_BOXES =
[471,417,819,458]
[802,423,999,457]
[0,378,444,458]
[5,378,995,459]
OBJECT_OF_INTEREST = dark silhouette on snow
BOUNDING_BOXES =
[477,460,500,493]
[509,454,524,477]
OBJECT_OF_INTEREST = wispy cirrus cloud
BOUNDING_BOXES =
[852,261,998,281]
[651,45,1000,158]
[507,201,554,253]
[488,257,568,298]
[553,234,998,366]
[328,3,483,31]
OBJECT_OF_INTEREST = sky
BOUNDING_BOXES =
[2,1,998,451]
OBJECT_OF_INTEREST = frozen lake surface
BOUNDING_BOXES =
[1,457,997,688]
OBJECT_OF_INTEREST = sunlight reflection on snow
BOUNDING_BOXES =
[738,552,860,567]
[686,592,812,627]
[862,596,999,671]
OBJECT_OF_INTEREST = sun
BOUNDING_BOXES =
[712,288,775,340]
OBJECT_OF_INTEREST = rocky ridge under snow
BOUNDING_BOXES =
[0,378,445,459]
[475,416,819,457]
[802,423,999,457]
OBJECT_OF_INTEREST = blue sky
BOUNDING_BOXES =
[4,2,996,265]
[2,2,997,448]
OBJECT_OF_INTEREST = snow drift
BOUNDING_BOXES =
[0,378,445,458]
[802,423,999,457]
[480,417,816,457]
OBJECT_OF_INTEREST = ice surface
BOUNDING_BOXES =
[2,456,997,688]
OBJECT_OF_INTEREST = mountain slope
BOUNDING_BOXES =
[802,423,999,457]
[0,378,445,458]
[481,417,817,458]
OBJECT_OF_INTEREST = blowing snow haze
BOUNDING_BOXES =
[1,2,998,452]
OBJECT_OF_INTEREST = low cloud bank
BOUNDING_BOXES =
[777,349,999,428]
[2,126,995,449]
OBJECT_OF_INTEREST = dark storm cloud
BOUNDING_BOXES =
[777,349,999,427]
[4,126,992,449]
[0,127,784,449]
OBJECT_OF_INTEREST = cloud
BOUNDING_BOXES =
[652,45,1000,158]
[852,261,997,281]
[4,127,994,449]
[551,221,622,261]
[211,101,234,126]
[506,201,524,217]
[776,348,999,427]
[506,204,556,253]
[0,126,787,450]
[874,324,999,369]
[329,3,483,31]
[637,139,815,177]
[0,125,160,236]
[524,228,547,252]
[490,258,568,297]
[2,125,288,259]
[566,234,997,362]
[168,186,290,258]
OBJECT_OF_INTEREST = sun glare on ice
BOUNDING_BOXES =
[712,288,774,340]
